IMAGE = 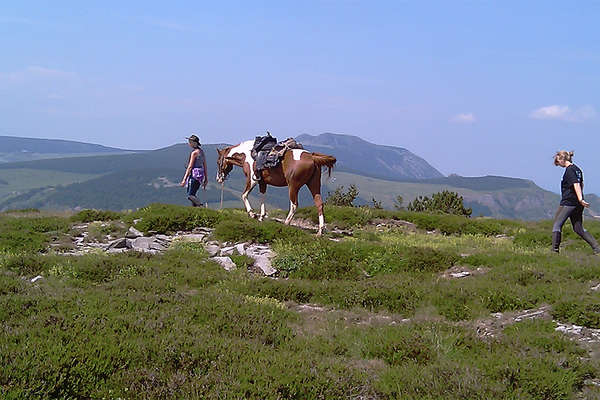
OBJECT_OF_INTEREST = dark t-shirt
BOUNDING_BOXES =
[560,164,583,206]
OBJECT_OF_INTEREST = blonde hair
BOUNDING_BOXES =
[554,150,574,166]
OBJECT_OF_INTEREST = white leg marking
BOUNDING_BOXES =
[241,182,257,215]
[284,201,297,225]
[259,193,266,221]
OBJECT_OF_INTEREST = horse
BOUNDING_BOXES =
[216,140,336,235]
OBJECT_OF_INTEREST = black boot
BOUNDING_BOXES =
[187,195,202,207]
[552,231,561,253]
[581,230,600,254]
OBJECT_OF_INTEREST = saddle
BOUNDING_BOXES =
[252,133,304,175]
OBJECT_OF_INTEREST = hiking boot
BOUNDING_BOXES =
[187,195,202,207]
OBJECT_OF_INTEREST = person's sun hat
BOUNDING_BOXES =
[186,134,201,145]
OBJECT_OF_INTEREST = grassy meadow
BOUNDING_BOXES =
[0,204,599,399]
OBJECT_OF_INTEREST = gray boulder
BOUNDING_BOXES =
[212,256,237,271]
[126,227,144,239]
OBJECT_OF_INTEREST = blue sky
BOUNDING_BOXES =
[1,1,600,193]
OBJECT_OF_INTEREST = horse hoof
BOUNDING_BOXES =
[258,216,264,222]
[248,212,256,219]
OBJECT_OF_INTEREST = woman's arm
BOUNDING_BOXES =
[202,151,208,189]
[180,152,198,186]
[573,182,589,207]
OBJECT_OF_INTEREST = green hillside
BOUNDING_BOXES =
[0,136,581,220]
[0,135,136,163]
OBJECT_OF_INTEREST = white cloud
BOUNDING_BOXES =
[451,113,476,123]
[141,17,196,32]
[529,104,597,122]
[0,66,76,83]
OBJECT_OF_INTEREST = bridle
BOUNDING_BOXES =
[216,149,231,183]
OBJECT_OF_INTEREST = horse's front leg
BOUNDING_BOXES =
[241,180,258,218]
[258,182,267,222]
[284,184,299,225]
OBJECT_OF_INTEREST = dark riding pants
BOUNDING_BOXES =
[551,205,599,252]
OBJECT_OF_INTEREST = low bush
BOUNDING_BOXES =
[273,239,458,279]
[71,209,124,223]
[0,216,70,253]
[552,300,600,329]
[213,217,309,244]
[131,203,224,234]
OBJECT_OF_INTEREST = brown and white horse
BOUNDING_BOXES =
[216,140,336,235]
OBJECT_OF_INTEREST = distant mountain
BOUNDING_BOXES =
[296,133,443,180]
[0,133,583,220]
[0,135,136,163]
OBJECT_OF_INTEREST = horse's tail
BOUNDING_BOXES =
[311,152,337,177]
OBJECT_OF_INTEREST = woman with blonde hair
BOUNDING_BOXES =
[552,150,600,254]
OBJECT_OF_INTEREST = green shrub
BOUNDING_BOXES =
[71,209,124,223]
[552,300,600,328]
[131,203,224,234]
[514,230,551,248]
[0,216,70,253]
[325,184,359,207]
[407,190,472,217]
[213,217,309,244]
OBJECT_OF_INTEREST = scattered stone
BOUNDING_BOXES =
[460,253,471,258]
[177,233,206,242]
[106,238,128,250]
[212,256,237,271]
[106,248,127,254]
[203,244,220,257]
[441,265,489,279]
[590,283,600,291]
[150,241,168,251]
[253,255,277,276]
[130,237,156,252]
[235,243,246,255]
[126,226,144,239]
[450,271,471,278]
[30,275,43,283]
[220,246,236,256]
[155,234,171,242]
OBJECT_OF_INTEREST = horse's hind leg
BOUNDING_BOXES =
[258,182,267,222]
[307,167,325,235]
[284,184,300,226]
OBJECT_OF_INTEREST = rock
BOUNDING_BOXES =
[130,237,156,252]
[245,244,272,257]
[177,234,206,242]
[220,246,236,256]
[126,227,144,239]
[253,255,277,276]
[203,244,220,257]
[212,256,237,271]
[106,237,128,250]
[30,275,43,283]
[193,227,213,234]
[150,241,168,251]
[107,248,127,254]
[449,272,471,278]
[235,243,246,255]
[591,283,600,291]
[155,234,172,242]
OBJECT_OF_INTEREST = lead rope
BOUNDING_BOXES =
[220,182,224,210]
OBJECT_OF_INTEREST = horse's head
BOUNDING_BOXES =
[216,146,245,183]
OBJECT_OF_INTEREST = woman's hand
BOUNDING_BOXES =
[180,179,186,187]
[580,199,590,208]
